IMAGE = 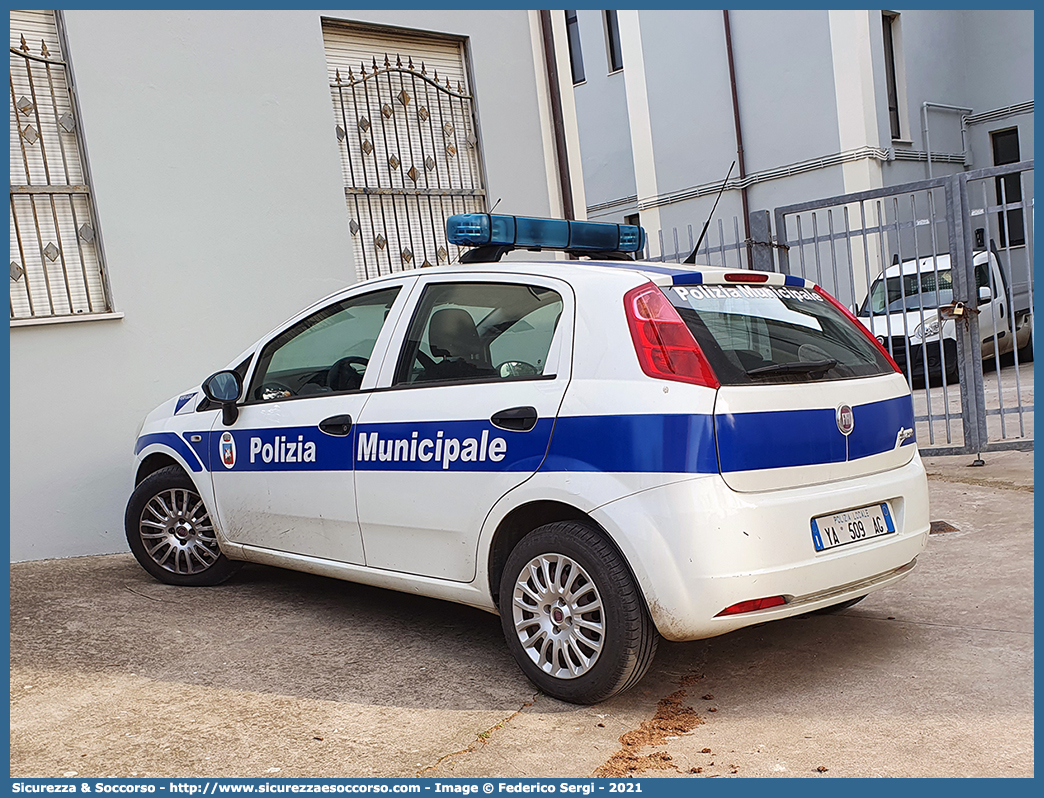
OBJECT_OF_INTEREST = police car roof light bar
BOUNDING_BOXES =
[447,214,646,262]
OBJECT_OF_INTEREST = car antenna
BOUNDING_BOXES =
[684,161,735,264]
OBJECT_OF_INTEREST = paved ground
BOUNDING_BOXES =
[913,359,1033,451]
[10,451,1033,779]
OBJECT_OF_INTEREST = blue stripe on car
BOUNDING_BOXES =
[542,414,718,473]
[134,432,204,472]
[716,394,914,472]
[139,397,913,475]
[670,273,704,286]
[848,395,916,459]
[716,407,848,471]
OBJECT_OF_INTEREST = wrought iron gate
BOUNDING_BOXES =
[331,56,486,280]
[771,162,1034,456]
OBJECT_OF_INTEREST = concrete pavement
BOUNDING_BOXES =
[9,451,1033,778]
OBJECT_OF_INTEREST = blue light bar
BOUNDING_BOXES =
[446,214,646,254]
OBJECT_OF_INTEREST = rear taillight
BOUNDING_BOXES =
[624,283,719,388]
[715,596,786,617]
[814,284,903,375]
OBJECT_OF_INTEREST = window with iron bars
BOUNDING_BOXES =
[10,10,114,325]
[323,20,487,282]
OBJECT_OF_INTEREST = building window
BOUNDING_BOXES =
[323,20,487,280]
[10,10,113,324]
[881,13,901,140]
[565,10,585,84]
[605,11,623,73]
[991,128,1025,247]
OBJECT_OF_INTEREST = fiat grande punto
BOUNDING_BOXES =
[127,214,930,704]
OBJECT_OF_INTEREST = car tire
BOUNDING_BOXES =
[1017,325,1033,363]
[499,521,658,704]
[125,466,240,587]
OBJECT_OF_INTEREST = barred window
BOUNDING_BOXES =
[323,20,487,281]
[10,10,114,324]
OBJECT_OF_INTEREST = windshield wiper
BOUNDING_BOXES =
[746,359,838,378]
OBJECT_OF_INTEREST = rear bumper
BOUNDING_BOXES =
[885,337,957,379]
[591,454,930,641]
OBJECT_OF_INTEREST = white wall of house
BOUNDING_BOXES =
[10,9,567,561]
[572,11,636,222]
[569,8,1033,254]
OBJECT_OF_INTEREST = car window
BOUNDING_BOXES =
[666,283,893,384]
[975,263,990,289]
[248,287,400,402]
[866,269,954,314]
[395,282,563,386]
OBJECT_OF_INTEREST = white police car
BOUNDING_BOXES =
[128,214,930,704]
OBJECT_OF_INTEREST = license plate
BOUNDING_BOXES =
[811,503,895,552]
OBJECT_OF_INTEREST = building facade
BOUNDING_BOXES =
[567,9,1033,254]
[9,9,581,561]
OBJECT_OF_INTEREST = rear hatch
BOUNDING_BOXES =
[662,274,916,492]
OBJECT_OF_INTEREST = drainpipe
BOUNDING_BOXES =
[921,101,972,177]
[723,11,751,257]
[539,10,575,221]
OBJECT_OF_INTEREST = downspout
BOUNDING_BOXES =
[539,10,575,221]
[723,10,751,258]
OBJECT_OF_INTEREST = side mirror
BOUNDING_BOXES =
[978,286,993,304]
[202,370,242,426]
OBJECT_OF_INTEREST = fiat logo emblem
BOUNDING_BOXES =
[836,405,855,436]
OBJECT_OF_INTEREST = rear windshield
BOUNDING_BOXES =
[664,283,893,385]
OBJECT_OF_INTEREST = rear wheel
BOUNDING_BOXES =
[125,466,240,586]
[499,521,658,704]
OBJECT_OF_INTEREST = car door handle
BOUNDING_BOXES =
[491,406,538,432]
[318,414,353,436]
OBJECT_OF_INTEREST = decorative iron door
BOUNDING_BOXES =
[331,55,486,280]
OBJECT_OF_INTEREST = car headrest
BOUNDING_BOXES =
[429,308,483,360]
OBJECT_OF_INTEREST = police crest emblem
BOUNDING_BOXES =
[220,432,236,469]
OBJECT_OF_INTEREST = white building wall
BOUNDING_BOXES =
[570,8,1033,254]
[10,9,563,561]
[571,11,636,221]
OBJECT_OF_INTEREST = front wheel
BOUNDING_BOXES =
[125,466,241,586]
[1017,324,1033,363]
[499,521,658,704]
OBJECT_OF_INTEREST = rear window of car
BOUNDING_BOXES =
[664,283,893,385]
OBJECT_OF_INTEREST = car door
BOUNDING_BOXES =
[974,254,1006,355]
[209,280,414,564]
[355,273,574,582]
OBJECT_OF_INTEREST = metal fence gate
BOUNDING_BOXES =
[771,162,1034,456]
